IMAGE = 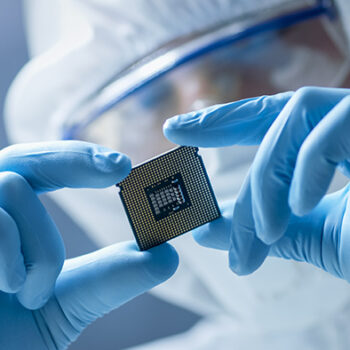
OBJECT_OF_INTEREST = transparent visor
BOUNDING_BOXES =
[62,1,350,164]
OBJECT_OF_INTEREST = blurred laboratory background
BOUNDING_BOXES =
[0,2,199,349]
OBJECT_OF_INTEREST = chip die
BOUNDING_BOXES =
[117,146,220,250]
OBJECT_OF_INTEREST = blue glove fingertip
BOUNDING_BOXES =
[192,202,233,250]
[255,227,282,245]
[141,243,179,283]
[110,153,132,180]
[229,235,270,275]
[93,147,132,181]
[24,288,54,310]
[228,248,241,275]
[228,246,260,276]
[192,225,229,250]
[163,113,197,146]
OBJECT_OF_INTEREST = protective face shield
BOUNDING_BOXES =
[60,0,350,164]
[5,0,350,349]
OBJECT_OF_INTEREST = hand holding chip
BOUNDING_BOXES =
[0,141,178,350]
[164,87,350,283]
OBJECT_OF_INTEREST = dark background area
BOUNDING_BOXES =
[0,2,199,349]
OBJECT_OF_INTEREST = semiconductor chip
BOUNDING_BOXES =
[116,146,220,250]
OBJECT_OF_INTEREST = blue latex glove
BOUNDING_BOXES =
[164,86,350,280]
[0,141,178,350]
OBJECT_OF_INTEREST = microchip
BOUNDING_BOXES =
[116,146,221,250]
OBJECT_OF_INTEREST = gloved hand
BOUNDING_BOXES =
[0,141,178,350]
[163,86,350,281]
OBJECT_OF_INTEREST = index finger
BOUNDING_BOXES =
[163,92,293,147]
[0,141,131,193]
